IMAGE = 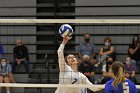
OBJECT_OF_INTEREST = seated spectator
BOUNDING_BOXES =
[78,55,95,84]
[95,37,115,67]
[78,55,96,93]
[13,39,29,73]
[79,33,96,65]
[125,56,137,84]
[128,35,140,68]
[101,57,113,84]
[0,58,14,93]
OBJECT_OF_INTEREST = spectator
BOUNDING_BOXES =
[13,39,29,73]
[128,35,140,67]
[125,57,137,84]
[79,33,96,65]
[0,58,14,93]
[95,37,115,67]
[78,55,96,93]
[78,55,95,84]
[101,57,113,84]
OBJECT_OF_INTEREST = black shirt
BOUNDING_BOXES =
[13,45,29,61]
[128,44,140,61]
[103,46,114,57]
[78,61,95,73]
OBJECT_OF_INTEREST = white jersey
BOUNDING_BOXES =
[55,43,101,93]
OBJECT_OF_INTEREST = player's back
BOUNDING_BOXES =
[105,79,138,93]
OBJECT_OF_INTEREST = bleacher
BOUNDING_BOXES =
[0,0,140,93]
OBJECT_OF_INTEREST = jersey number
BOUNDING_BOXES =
[123,87,129,93]
[72,78,78,84]
[123,82,129,93]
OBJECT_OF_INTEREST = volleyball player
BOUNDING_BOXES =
[105,61,138,93]
[55,36,102,93]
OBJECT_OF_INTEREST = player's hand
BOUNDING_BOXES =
[62,36,72,44]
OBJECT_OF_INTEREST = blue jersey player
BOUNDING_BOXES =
[105,61,138,93]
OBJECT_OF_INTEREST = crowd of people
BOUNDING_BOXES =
[0,33,139,93]
[57,35,138,93]
[0,39,29,93]
[77,33,140,86]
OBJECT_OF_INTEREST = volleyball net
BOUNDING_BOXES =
[0,19,140,92]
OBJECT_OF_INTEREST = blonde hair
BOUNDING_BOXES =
[111,61,125,88]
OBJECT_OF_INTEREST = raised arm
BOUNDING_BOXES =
[57,37,72,72]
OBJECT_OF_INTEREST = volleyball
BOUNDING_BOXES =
[59,24,73,37]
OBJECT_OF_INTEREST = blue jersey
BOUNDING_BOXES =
[0,44,4,54]
[105,79,138,93]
